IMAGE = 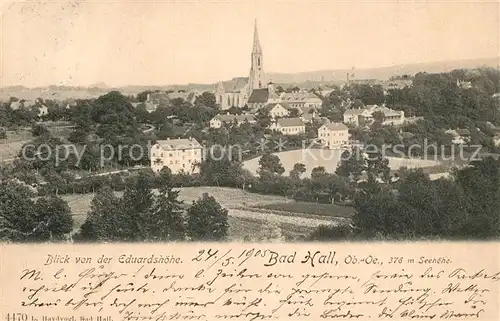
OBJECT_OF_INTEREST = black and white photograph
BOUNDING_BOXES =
[1,0,499,243]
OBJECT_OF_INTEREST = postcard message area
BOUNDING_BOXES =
[0,243,499,321]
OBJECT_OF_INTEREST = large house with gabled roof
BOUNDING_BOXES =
[150,137,203,174]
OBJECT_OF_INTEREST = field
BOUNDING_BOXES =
[253,202,355,218]
[242,148,441,177]
[61,186,341,241]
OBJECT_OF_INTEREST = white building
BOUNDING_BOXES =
[343,105,405,127]
[266,103,290,119]
[37,105,48,118]
[318,122,349,148]
[343,109,371,126]
[279,92,323,109]
[150,137,203,174]
[269,117,305,135]
[209,114,257,129]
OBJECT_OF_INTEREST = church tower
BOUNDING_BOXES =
[248,19,265,94]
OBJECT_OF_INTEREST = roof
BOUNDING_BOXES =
[280,92,321,102]
[372,106,402,117]
[344,109,366,116]
[277,117,305,127]
[213,114,256,123]
[219,77,249,93]
[456,129,471,136]
[322,122,349,131]
[266,102,291,111]
[156,138,202,150]
[248,88,269,103]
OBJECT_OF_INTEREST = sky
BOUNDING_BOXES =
[0,0,498,87]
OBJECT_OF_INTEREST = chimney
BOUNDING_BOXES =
[166,137,170,140]
[189,136,192,141]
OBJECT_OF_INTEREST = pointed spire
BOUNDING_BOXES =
[252,18,262,53]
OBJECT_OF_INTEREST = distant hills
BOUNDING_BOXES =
[1,57,498,101]
[267,57,499,84]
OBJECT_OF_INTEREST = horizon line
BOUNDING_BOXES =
[1,56,498,90]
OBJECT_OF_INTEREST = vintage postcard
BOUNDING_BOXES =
[0,0,499,320]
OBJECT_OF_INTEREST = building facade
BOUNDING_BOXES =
[343,105,405,127]
[150,138,203,174]
[209,114,257,129]
[318,122,350,148]
[266,103,290,119]
[269,117,305,135]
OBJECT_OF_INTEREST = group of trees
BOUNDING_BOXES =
[0,169,230,242]
[77,171,229,242]
[386,68,500,130]
[0,180,73,242]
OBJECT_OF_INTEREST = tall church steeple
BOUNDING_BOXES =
[248,19,265,93]
[252,18,262,53]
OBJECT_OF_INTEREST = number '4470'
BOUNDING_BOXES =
[6,313,29,321]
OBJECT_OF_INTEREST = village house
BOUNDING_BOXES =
[266,103,290,119]
[280,92,323,109]
[343,108,371,126]
[269,117,305,135]
[445,129,471,145]
[209,113,257,129]
[37,105,48,118]
[318,122,350,148]
[132,101,157,113]
[344,105,405,127]
[150,137,203,174]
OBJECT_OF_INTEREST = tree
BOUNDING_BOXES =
[255,108,272,128]
[289,108,300,117]
[0,181,72,242]
[137,90,152,102]
[258,153,285,180]
[336,147,365,182]
[34,196,73,241]
[187,193,228,241]
[77,186,124,242]
[290,163,306,180]
[121,171,156,240]
[194,92,217,109]
[372,111,385,123]
[149,185,186,241]
[31,123,50,137]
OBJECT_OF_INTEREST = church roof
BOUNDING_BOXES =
[219,77,249,93]
[248,88,269,103]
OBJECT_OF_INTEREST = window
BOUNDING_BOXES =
[161,153,164,157]
[170,161,173,165]
[169,153,173,157]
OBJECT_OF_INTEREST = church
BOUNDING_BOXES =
[215,20,270,110]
